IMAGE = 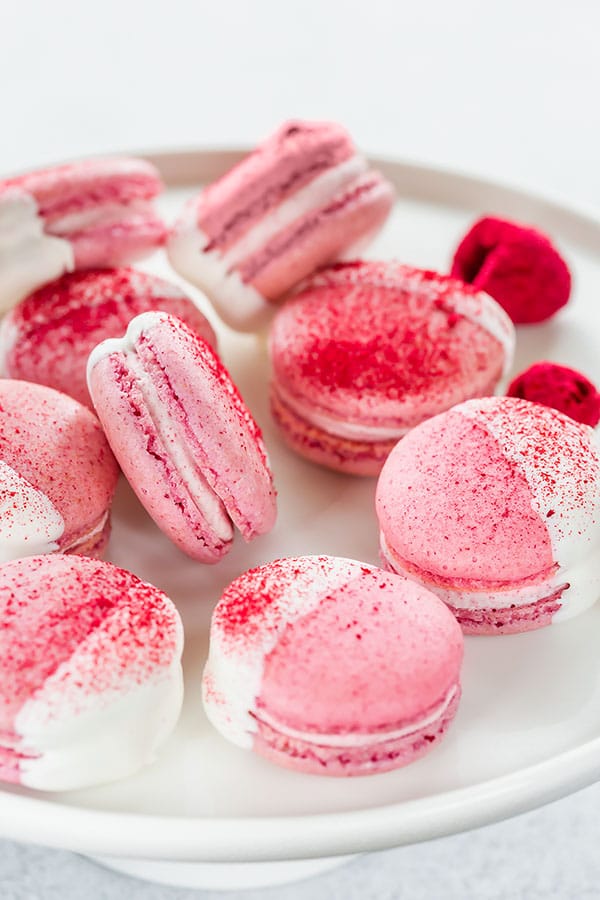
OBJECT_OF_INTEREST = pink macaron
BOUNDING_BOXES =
[0,554,183,791]
[376,396,600,634]
[269,262,515,476]
[167,120,395,330]
[0,379,119,562]
[0,267,217,409]
[0,157,165,312]
[87,311,277,562]
[203,556,464,776]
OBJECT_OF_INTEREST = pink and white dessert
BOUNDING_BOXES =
[0,555,183,791]
[167,121,395,331]
[0,158,165,312]
[0,268,217,409]
[0,379,119,562]
[376,396,600,634]
[87,312,277,563]
[203,556,464,776]
[269,262,515,475]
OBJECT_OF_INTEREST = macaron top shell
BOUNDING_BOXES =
[0,554,183,733]
[0,380,119,557]
[0,268,216,408]
[376,397,600,589]
[0,158,162,222]
[270,262,515,434]
[197,121,355,253]
[205,556,463,746]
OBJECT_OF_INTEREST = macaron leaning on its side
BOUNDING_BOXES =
[0,379,119,562]
[87,312,277,563]
[0,268,217,409]
[0,555,183,791]
[269,262,515,475]
[376,396,600,634]
[167,120,395,331]
[0,157,165,312]
[203,556,464,776]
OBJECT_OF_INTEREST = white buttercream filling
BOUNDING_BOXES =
[0,190,74,312]
[274,382,410,442]
[251,684,458,749]
[87,313,234,544]
[0,461,65,561]
[48,199,154,235]
[61,509,110,553]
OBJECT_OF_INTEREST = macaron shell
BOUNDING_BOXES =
[376,409,554,585]
[0,380,119,553]
[0,268,216,408]
[258,571,463,734]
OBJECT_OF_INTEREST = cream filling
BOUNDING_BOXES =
[252,685,458,749]
[275,382,410,442]
[380,531,598,621]
[0,461,65,561]
[0,190,74,312]
[48,199,154,235]
[88,312,234,543]
[61,509,109,553]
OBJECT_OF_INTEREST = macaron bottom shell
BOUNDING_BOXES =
[271,386,398,476]
[251,688,461,777]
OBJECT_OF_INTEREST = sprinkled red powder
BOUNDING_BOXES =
[0,555,181,729]
[507,362,600,427]
[450,216,571,324]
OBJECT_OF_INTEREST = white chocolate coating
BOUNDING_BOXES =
[0,189,74,313]
[0,461,65,561]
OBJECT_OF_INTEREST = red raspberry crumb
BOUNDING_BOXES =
[450,216,571,324]
[507,362,600,427]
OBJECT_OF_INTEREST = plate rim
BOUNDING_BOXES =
[1,147,599,863]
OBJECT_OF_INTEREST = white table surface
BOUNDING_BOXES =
[1,1,599,897]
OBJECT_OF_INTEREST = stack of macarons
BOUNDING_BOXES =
[0,118,597,792]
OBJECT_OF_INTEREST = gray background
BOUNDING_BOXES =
[1,0,599,896]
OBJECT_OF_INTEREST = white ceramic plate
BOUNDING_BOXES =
[2,150,600,880]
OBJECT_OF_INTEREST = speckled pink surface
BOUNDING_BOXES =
[206,556,463,776]
[0,555,181,784]
[0,268,216,408]
[376,397,600,633]
[0,380,119,554]
[269,262,512,475]
[88,313,277,562]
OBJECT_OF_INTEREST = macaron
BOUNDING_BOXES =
[0,554,183,791]
[450,216,571,323]
[0,268,217,409]
[376,396,600,634]
[269,262,515,475]
[167,120,395,331]
[507,361,600,427]
[203,556,464,776]
[0,379,119,562]
[0,157,165,312]
[87,311,277,563]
